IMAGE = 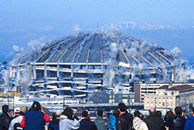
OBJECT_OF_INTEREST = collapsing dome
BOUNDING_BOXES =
[9,32,182,97]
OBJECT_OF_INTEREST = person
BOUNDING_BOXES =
[164,111,174,130]
[20,101,50,130]
[144,108,165,130]
[172,106,186,130]
[13,108,20,118]
[94,109,107,130]
[184,107,194,130]
[165,106,186,130]
[139,113,145,121]
[59,107,80,130]
[0,105,12,130]
[156,111,162,118]
[133,111,148,130]
[116,102,133,130]
[8,106,27,130]
[48,110,61,130]
[79,110,97,130]
[108,109,119,130]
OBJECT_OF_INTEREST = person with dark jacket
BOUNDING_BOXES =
[164,111,174,130]
[48,110,61,130]
[0,105,12,130]
[144,108,165,130]
[171,106,186,130]
[94,109,107,130]
[165,106,186,130]
[184,107,194,130]
[116,103,133,130]
[20,101,50,130]
[79,111,97,130]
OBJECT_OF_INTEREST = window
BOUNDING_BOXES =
[73,65,81,69]
[94,65,101,69]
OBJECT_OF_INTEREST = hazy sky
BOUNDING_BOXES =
[0,0,194,62]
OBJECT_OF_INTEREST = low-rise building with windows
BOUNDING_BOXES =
[144,85,194,110]
[134,83,194,102]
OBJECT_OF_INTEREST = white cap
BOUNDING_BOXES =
[56,110,62,116]
[14,107,20,113]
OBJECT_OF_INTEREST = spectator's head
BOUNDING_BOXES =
[118,102,127,113]
[82,111,88,117]
[2,105,9,113]
[113,109,119,117]
[139,113,144,120]
[156,111,162,117]
[175,106,182,116]
[20,106,27,115]
[52,111,61,120]
[31,101,41,111]
[97,109,103,117]
[14,107,20,116]
[149,107,156,116]
[63,107,73,119]
[164,111,173,120]
[134,110,141,117]
[56,110,62,118]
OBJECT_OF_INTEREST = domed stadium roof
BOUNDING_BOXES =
[16,32,178,68]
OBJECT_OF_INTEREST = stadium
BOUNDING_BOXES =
[9,32,180,98]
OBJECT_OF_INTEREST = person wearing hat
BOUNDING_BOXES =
[14,107,21,118]
[0,105,12,130]
[48,110,61,130]
[20,101,50,130]
[8,106,27,130]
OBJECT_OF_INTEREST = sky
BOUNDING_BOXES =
[0,0,194,63]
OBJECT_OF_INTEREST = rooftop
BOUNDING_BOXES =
[159,85,194,91]
[15,32,178,69]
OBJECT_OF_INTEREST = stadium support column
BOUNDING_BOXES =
[9,66,12,79]
[16,66,20,91]
[44,63,47,79]
[8,66,14,89]
[16,66,19,79]
[57,64,60,79]
[170,67,175,83]
[44,63,47,89]
[33,64,36,80]
[32,64,37,91]
[86,79,88,99]
[153,68,157,83]
[71,77,75,98]
[71,64,73,78]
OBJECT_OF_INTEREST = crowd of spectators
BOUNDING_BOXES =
[0,101,193,130]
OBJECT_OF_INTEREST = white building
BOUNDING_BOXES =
[144,85,194,110]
